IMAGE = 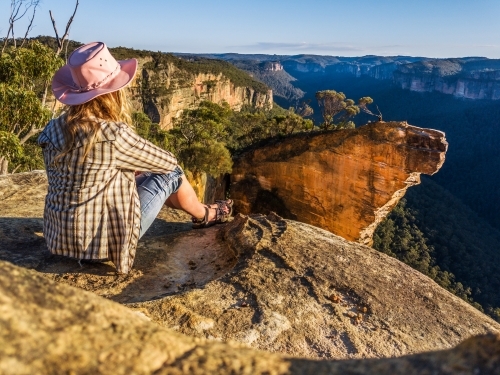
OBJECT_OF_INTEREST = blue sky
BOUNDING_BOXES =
[2,0,500,58]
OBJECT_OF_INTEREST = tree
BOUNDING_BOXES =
[226,111,268,150]
[315,90,358,129]
[0,131,23,172]
[132,111,153,139]
[358,96,382,121]
[2,0,40,53]
[0,41,63,174]
[296,100,314,118]
[0,1,78,174]
[267,109,313,137]
[170,101,231,148]
[315,90,376,130]
[168,101,233,176]
[226,106,314,150]
[49,0,80,58]
[131,111,173,151]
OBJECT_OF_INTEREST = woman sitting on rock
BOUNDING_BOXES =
[38,42,232,274]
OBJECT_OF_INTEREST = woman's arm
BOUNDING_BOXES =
[114,123,178,173]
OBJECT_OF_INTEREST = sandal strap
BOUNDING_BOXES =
[215,199,233,216]
[214,200,230,223]
[192,205,210,225]
[192,200,232,229]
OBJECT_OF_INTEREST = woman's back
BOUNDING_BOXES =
[39,115,143,271]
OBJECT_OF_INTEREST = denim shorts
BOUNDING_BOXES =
[135,166,184,238]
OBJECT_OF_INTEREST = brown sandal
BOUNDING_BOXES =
[216,199,233,216]
[192,200,233,229]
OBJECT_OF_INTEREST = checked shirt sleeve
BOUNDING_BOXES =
[114,123,178,173]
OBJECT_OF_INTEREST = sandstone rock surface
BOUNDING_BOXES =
[230,121,447,245]
[1,249,500,374]
[134,214,499,359]
[1,172,498,363]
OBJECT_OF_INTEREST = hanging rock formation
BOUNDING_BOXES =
[230,121,447,245]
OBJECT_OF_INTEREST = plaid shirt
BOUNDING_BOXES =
[38,116,178,274]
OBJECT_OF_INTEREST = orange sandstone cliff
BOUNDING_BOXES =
[133,57,273,129]
[230,121,447,245]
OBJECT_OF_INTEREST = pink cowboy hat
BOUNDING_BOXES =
[52,42,137,105]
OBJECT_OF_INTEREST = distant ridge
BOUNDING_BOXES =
[176,52,500,100]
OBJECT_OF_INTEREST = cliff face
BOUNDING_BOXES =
[282,60,326,73]
[262,61,283,71]
[279,56,417,78]
[230,122,447,245]
[323,58,500,100]
[393,66,500,99]
[368,61,403,79]
[135,58,273,129]
[231,62,305,102]
[321,61,404,79]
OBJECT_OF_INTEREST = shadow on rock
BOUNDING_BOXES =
[0,216,237,304]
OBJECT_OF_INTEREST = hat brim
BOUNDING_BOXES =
[52,58,138,106]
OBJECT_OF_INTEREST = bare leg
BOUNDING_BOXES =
[165,196,179,209]
[167,175,215,221]
[166,175,232,224]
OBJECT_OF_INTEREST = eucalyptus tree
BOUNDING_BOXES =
[2,0,40,53]
[0,41,63,174]
[168,101,233,177]
[315,90,361,130]
[0,0,79,174]
[358,96,383,121]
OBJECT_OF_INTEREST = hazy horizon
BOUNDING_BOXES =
[173,51,491,60]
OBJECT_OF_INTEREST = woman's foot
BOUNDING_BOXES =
[192,199,233,229]
[216,199,233,216]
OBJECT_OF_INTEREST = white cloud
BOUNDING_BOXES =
[225,42,418,56]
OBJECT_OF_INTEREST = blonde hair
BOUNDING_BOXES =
[57,88,133,160]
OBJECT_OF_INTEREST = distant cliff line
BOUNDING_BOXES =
[181,52,500,100]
